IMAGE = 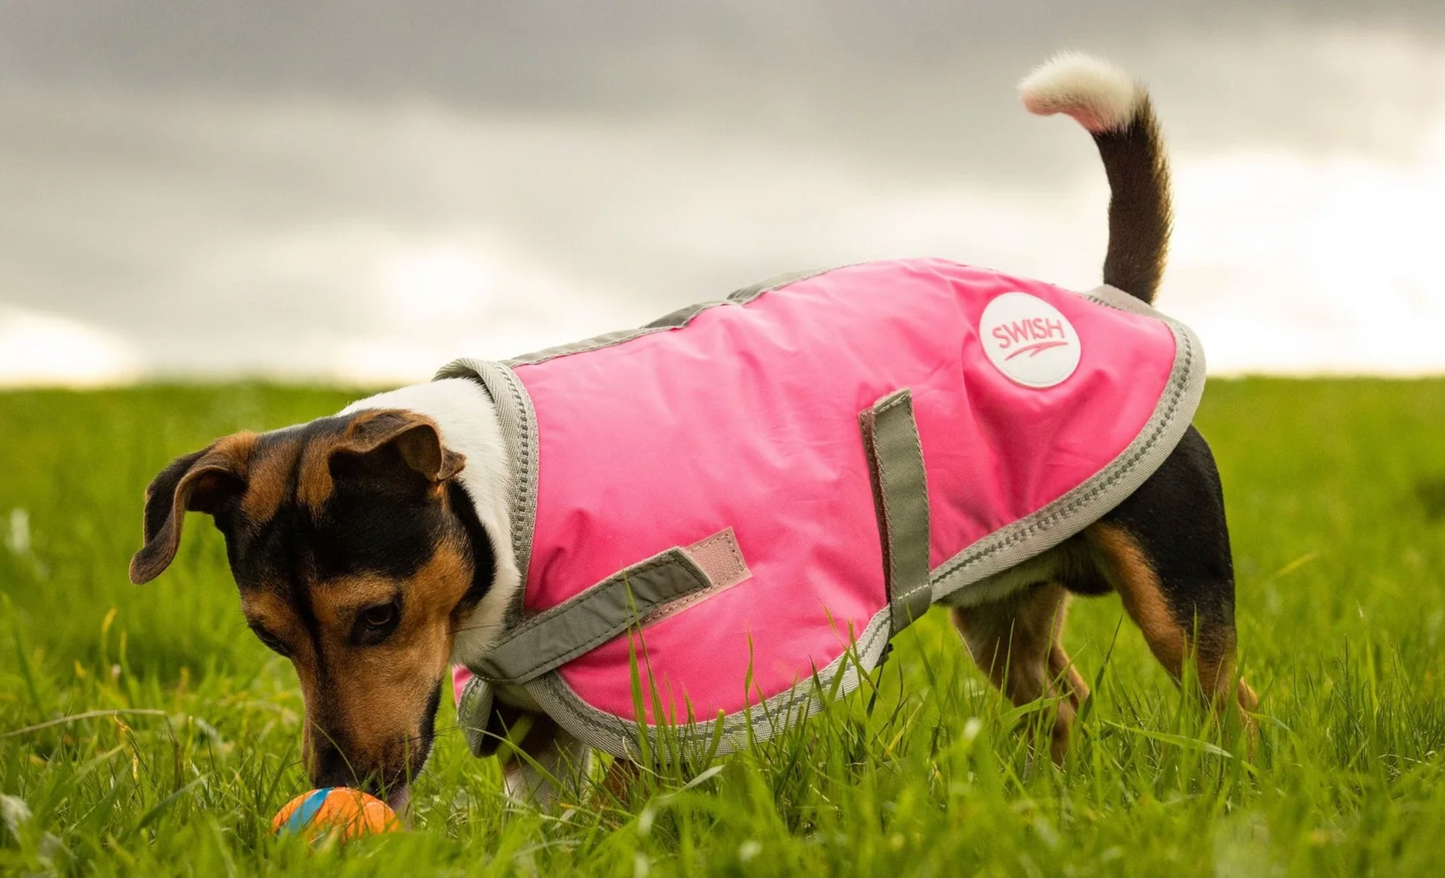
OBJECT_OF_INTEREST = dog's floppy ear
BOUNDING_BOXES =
[335,410,465,483]
[130,437,253,585]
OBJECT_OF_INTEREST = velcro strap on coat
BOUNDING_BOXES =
[457,677,545,760]
[456,674,499,757]
[465,548,714,685]
[860,388,933,636]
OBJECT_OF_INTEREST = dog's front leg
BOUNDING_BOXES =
[500,712,591,811]
[598,755,642,805]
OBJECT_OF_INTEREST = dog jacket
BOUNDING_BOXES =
[439,258,1204,759]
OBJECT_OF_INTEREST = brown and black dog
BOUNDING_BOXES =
[130,54,1256,811]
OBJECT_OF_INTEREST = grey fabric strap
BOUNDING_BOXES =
[433,359,539,631]
[860,389,933,636]
[457,674,499,757]
[465,548,714,685]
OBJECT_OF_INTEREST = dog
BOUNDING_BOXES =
[130,53,1257,812]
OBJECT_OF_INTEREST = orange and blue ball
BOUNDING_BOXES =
[271,788,400,841]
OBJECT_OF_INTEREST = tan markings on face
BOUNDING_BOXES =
[311,580,403,628]
[239,433,303,522]
[242,588,333,778]
[242,590,307,646]
[240,589,318,687]
[210,431,260,467]
[301,541,474,783]
[295,432,343,513]
[292,410,395,513]
[292,409,450,514]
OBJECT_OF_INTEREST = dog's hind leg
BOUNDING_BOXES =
[1084,426,1258,724]
[950,581,1090,763]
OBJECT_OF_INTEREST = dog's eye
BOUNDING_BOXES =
[351,601,401,646]
[250,626,290,657]
[362,604,396,629]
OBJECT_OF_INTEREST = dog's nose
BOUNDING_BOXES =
[309,744,356,790]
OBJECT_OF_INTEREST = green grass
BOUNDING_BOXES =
[3,378,1445,877]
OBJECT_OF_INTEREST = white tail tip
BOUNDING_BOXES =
[1018,52,1140,133]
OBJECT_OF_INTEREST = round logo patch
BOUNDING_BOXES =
[980,293,1081,388]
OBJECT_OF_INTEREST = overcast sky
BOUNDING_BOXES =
[2,1,1443,385]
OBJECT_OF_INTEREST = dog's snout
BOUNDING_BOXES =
[306,734,424,805]
[299,684,441,800]
[308,742,355,790]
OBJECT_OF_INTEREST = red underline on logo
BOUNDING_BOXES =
[1004,340,1070,361]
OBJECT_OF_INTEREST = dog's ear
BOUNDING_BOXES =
[335,411,465,484]
[130,437,252,584]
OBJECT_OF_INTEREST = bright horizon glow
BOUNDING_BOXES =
[1165,115,1445,376]
[0,308,142,387]
[5,128,1441,389]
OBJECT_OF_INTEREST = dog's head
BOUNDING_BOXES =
[130,408,495,808]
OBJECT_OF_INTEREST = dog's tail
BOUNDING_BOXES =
[1019,52,1172,304]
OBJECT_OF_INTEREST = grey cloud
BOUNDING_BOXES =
[4,2,1443,162]
[3,2,1441,103]
[2,2,1444,380]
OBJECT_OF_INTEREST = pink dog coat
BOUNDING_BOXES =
[440,258,1203,758]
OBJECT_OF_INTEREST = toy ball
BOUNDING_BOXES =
[272,788,400,841]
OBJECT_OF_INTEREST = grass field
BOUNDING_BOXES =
[4,378,1445,877]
